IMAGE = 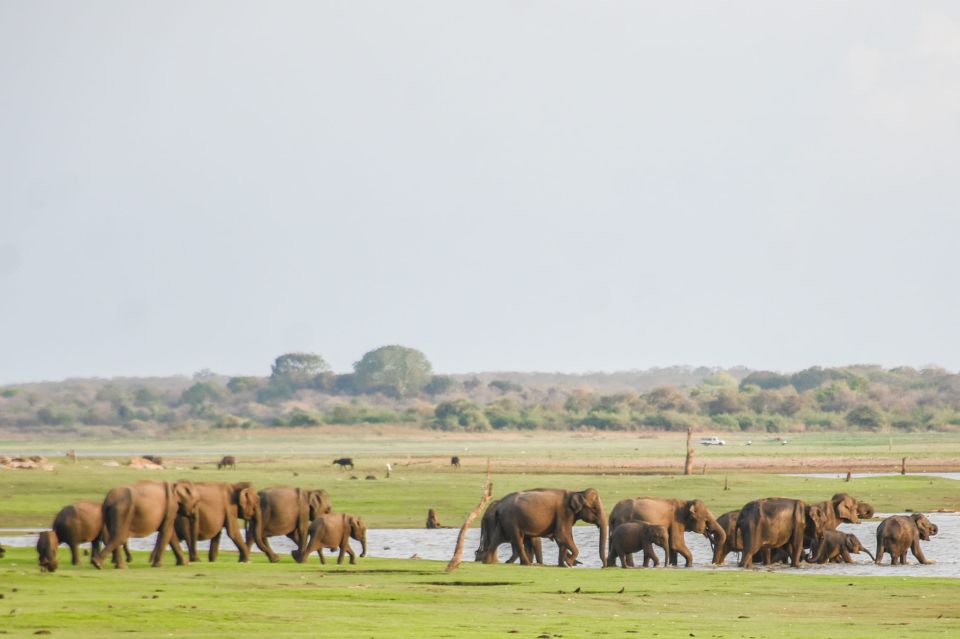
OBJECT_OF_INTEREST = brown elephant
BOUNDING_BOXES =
[475,496,545,565]
[292,513,367,565]
[37,500,132,572]
[174,482,258,563]
[93,480,200,569]
[609,497,725,566]
[246,487,331,562]
[875,514,938,565]
[856,501,875,519]
[709,510,741,565]
[736,498,829,568]
[608,521,669,568]
[493,488,607,567]
[809,530,874,563]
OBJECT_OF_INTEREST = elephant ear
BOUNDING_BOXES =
[350,516,364,539]
[240,488,258,519]
[834,496,857,522]
[175,481,199,516]
[568,492,586,516]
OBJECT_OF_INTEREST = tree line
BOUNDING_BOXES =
[2,347,960,435]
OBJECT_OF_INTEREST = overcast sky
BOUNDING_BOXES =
[1,1,959,383]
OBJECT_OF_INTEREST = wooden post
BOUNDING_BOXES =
[901,457,907,475]
[446,460,493,573]
[701,463,706,475]
[684,429,694,476]
[845,471,852,482]
[723,476,729,491]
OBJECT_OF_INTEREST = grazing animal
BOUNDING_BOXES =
[142,455,163,466]
[38,500,132,572]
[451,456,461,468]
[217,455,237,470]
[333,457,354,470]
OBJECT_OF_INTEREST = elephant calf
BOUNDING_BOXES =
[608,521,669,568]
[809,530,874,564]
[37,501,132,572]
[292,513,367,565]
[875,514,938,565]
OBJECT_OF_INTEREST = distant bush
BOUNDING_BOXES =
[180,382,224,407]
[433,400,490,431]
[1,388,20,398]
[425,376,459,396]
[227,377,262,394]
[214,414,254,429]
[286,409,325,427]
[489,380,523,393]
[327,404,407,425]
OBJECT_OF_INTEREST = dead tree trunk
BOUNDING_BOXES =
[684,428,694,476]
[901,457,907,475]
[445,461,492,573]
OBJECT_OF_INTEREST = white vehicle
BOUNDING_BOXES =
[699,436,726,446]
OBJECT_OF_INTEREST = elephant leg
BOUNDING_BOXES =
[910,540,930,565]
[625,552,635,568]
[318,548,326,565]
[532,537,543,565]
[224,517,249,563]
[123,543,132,564]
[875,540,884,565]
[739,527,760,569]
[69,541,81,566]
[292,534,316,563]
[257,535,281,563]
[840,547,853,564]
[343,540,356,565]
[208,531,222,562]
[553,529,579,567]
[510,529,533,566]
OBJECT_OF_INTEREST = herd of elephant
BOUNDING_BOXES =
[29,480,938,573]
[34,480,366,572]
[473,489,940,569]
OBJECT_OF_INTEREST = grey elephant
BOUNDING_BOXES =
[735,498,829,568]
[292,513,367,565]
[475,496,545,565]
[609,497,725,566]
[809,530,874,563]
[174,481,259,562]
[93,480,200,569]
[875,514,938,565]
[37,500,132,572]
[494,488,607,567]
[246,487,331,562]
[607,521,669,568]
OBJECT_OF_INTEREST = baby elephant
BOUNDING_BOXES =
[809,530,874,564]
[37,501,132,572]
[292,513,367,565]
[876,513,938,565]
[607,521,669,568]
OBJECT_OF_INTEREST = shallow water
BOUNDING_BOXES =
[783,472,960,480]
[3,513,957,577]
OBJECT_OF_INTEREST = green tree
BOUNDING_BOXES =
[180,382,223,407]
[227,376,261,394]
[425,375,459,395]
[271,352,330,386]
[353,345,433,397]
[846,405,886,430]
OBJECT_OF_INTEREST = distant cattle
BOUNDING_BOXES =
[217,455,237,470]
[451,456,461,469]
[333,457,354,470]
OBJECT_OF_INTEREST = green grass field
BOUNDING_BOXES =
[1,548,958,638]
[2,430,959,637]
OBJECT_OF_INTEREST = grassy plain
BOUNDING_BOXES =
[1,547,958,639]
[2,429,959,637]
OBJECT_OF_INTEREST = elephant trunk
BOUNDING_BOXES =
[360,530,367,558]
[862,547,875,562]
[598,518,608,568]
[707,516,727,565]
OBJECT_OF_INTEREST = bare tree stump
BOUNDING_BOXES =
[426,509,443,529]
[723,476,729,491]
[845,471,852,482]
[445,461,492,573]
[684,428,694,476]
[901,457,907,475]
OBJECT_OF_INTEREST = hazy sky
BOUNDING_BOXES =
[2,2,959,383]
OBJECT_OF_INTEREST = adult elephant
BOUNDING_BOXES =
[92,480,200,569]
[36,500,132,572]
[735,498,828,568]
[174,482,259,563]
[875,514,938,565]
[292,513,367,565]
[475,496,544,565]
[609,497,725,566]
[246,487,331,562]
[494,488,607,567]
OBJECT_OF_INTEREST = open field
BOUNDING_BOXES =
[1,548,959,638]
[2,431,959,529]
